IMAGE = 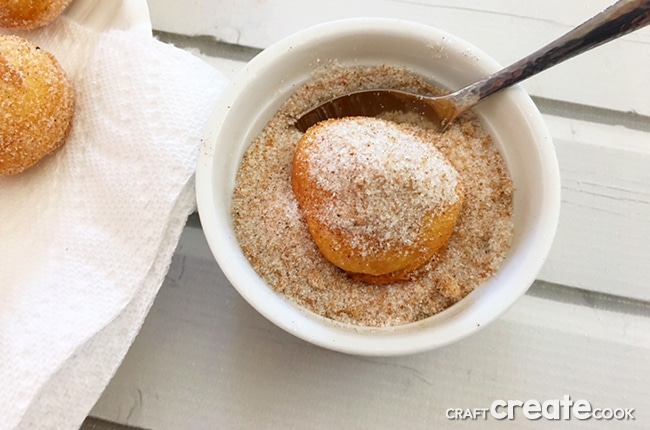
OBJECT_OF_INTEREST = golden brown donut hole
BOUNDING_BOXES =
[0,34,74,175]
[291,117,464,284]
[0,0,73,30]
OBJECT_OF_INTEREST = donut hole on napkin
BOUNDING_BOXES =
[0,17,228,430]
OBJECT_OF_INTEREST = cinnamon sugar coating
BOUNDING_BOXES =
[0,0,73,30]
[291,116,464,284]
[233,64,513,327]
[0,35,74,175]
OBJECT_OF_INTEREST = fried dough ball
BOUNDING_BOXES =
[292,117,464,284]
[0,0,73,29]
[0,35,74,175]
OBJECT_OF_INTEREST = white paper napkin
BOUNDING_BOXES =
[0,14,229,430]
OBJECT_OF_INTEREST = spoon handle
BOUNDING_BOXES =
[452,0,650,110]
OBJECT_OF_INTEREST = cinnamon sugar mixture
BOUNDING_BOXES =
[232,64,514,327]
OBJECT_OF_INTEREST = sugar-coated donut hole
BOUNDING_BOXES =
[0,0,73,30]
[291,117,464,284]
[0,35,74,175]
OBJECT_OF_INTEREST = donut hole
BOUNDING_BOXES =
[291,117,464,284]
[0,0,73,30]
[0,35,74,175]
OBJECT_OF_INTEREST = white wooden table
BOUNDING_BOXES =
[87,1,650,428]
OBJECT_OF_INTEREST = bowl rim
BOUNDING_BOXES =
[196,17,561,356]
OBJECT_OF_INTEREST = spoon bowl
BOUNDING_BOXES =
[295,88,458,133]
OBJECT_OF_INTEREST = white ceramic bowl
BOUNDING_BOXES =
[196,18,561,356]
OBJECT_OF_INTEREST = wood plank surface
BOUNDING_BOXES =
[538,114,650,299]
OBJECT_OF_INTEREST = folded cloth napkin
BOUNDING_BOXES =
[0,12,228,430]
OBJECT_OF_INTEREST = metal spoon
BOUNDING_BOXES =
[295,0,650,133]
